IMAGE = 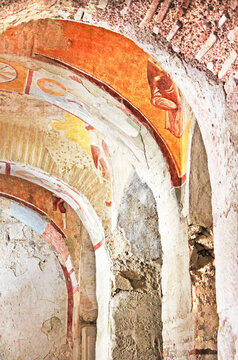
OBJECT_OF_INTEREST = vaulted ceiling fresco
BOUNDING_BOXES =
[0,20,194,187]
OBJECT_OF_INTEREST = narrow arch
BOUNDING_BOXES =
[0,161,104,250]
[0,192,76,339]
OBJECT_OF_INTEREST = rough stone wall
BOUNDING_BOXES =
[0,198,71,360]
[188,123,218,359]
[189,225,218,359]
[109,171,163,359]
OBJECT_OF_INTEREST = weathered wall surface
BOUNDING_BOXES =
[118,171,162,261]
[78,227,97,358]
[136,127,194,359]
[189,122,213,229]
[0,197,71,360]
[189,225,218,359]
[0,174,82,278]
[108,171,163,359]
[188,123,218,359]
[80,227,97,324]
[0,177,98,359]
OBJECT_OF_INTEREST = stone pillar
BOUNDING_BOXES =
[82,326,96,360]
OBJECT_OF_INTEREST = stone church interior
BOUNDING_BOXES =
[0,0,237,359]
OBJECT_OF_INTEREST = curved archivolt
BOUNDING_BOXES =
[0,20,195,187]
[0,193,76,339]
[0,161,104,250]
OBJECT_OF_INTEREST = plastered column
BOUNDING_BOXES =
[82,326,96,360]
[138,127,194,359]
[95,244,111,360]
[163,61,238,359]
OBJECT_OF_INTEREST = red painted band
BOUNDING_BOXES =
[0,192,46,216]
[93,240,103,251]
[59,262,73,339]
[50,219,66,238]
[5,162,10,175]
[69,268,74,276]
[25,69,34,95]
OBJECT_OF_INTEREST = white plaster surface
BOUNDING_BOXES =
[137,127,194,354]
[0,205,68,360]
[95,245,111,360]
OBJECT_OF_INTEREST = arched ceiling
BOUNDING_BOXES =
[0,21,195,187]
[0,193,75,339]
[1,1,237,85]
[0,160,105,248]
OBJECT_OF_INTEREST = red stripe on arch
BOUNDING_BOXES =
[58,261,74,339]
[93,240,103,251]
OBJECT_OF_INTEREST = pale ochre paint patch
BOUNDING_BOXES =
[180,102,193,176]
[51,113,92,156]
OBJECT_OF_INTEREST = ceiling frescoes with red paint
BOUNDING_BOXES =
[0,160,104,250]
[0,20,194,187]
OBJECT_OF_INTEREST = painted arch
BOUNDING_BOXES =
[0,20,194,187]
[0,161,104,250]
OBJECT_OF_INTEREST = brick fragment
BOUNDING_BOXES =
[97,0,108,9]
[195,33,217,61]
[74,9,84,21]
[227,27,238,43]
[218,14,228,28]
[153,25,160,35]
[166,20,182,41]
[218,50,237,79]
[207,62,214,71]
[155,0,173,22]
[140,0,160,28]
[176,0,190,18]
[82,12,93,22]
[230,0,237,10]
[121,0,133,15]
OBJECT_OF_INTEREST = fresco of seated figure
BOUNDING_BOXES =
[147,57,183,138]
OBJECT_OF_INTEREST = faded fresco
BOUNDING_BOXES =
[147,57,183,138]
[0,20,194,185]
[0,161,104,249]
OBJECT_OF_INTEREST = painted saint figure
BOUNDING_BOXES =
[147,58,183,138]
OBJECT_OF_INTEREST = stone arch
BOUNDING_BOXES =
[0,193,75,359]
[0,161,105,249]
[0,182,101,359]
[0,164,111,359]
[0,192,76,334]
[0,7,236,358]
[0,45,196,358]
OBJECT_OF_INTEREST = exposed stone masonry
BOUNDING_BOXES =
[189,224,218,359]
